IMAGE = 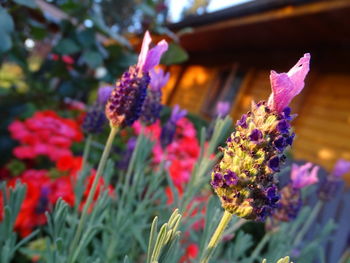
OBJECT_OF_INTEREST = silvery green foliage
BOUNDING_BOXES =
[262,256,293,263]
[0,182,38,263]
[147,209,182,263]
[1,116,343,263]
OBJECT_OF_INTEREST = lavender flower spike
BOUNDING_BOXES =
[160,105,187,148]
[98,85,113,105]
[82,86,113,134]
[291,162,319,189]
[211,55,312,221]
[216,101,230,118]
[106,31,168,128]
[140,68,170,125]
[267,53,310,113]
[332,159,350,178]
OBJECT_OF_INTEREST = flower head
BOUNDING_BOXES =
[211,55,311,221]
[82,86,113,134]
[318,159,349,201]
[267,53,310,113]
[160,105,187,148]
[332,159,350,178]
[140,68,170,125]
[97,85,113,105]
[216,101,230,118]
[290,162,319,189]
[106,31,168,128]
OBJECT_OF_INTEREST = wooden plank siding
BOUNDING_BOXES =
[165,65,217,115]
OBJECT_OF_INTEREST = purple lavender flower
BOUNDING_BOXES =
[272,162,318,222]
[117,137,137,170]
[267,53,310,113]
[236,114,248,128]
[140,68,170,125]
[273,185,302,222]
[318,159,349,200]
[332,159,350,178]
[82,86,113,134]
[291,162,319,189]
[160,105,187,148]
[216,101,230,118]
[98,85,113,105]
[106,31,168,128]
[211,54,311,221]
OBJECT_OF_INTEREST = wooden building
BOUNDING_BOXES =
[162,0,350,178]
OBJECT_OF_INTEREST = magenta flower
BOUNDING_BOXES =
[137,31,168,72]
[267,53,311,113]
[332,159,350,178]
[291,162,319,189]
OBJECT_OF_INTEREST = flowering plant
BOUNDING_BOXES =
[0,35,348,263]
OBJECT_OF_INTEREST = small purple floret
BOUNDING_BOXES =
[224,171,238,186]
[274,136,286,152]
[277,120,290,134]
[249,128,263,143]
[211,173,224,188]
[268,156,280,172]
[236,114,248,128]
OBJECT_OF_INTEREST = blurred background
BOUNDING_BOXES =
[1,0,349,180]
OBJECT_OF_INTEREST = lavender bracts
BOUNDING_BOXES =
[211,54,311,221]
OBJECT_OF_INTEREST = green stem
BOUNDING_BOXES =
[200,210,233,263]
[292,200,323,247]
[247,233,271,262]
[68,126,118,263]
[81,134,93,174]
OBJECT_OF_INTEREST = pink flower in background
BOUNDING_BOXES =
[180,243,199,263]
[268,53,310,112]
[332,159,350,178]
[291,162,319,189]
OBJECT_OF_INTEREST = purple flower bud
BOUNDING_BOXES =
[332,159,350,178]
[211,173,224,188]
[216,101,230,118]
[286,133,295,145]
[82,104,107,134]
[274,136,286,152]
[140,68,169,125]
[236,114,248,128]
[277,120,290,134]
[249,129,263,143]
[97,85,113,106]
[160,105,187,148]
[224,171,238,186]
[268,156,280,172]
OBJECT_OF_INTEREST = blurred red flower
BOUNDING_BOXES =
[9,110,83,162]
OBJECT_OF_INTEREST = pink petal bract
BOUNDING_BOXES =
[268,53,311,112]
